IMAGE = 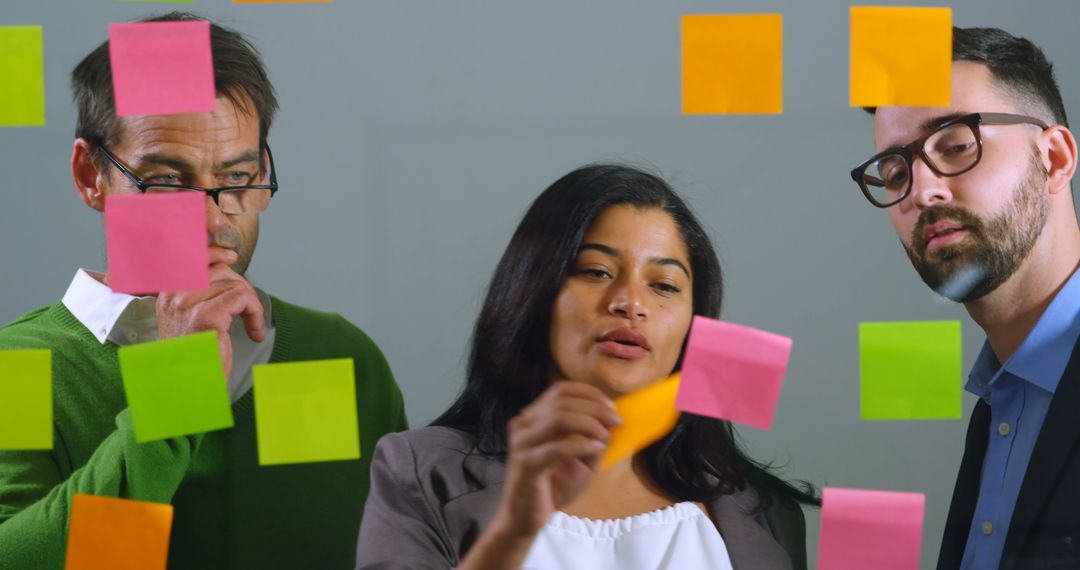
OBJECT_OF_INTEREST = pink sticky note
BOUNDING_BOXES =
[675,316,791,430]
[109,21,215,116]
[105,193,209,295]
[818,487,925,570]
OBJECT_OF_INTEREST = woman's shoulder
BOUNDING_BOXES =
[374,426,505,501]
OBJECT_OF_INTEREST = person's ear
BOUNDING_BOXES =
[1042,125,1077,196]
[72,138,109,212]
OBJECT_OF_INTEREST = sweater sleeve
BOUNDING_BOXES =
[356,432,455,570]
[0,409,203,570]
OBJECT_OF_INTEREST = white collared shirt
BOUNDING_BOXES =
[61,269,276,401]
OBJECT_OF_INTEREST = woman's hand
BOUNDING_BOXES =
[459,381,621,570]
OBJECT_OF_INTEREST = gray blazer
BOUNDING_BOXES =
[356,426,808,569]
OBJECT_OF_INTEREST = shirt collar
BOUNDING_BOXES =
[60,268,275,346]
[61,269,149,344]
[966,266,1080,399]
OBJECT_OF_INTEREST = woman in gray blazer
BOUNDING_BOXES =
[356,164,818,570]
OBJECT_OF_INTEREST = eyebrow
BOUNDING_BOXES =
[919,112,968,134]
[135,150,261,172]
[578,242,691,278]
[882,112,969,151]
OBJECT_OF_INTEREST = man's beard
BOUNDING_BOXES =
[902,150,1049,303]
[210,223,257,277]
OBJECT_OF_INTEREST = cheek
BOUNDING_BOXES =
[550,289,588,354]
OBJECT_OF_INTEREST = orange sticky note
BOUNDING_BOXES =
[850,6,952,107]
[601,373,681,468]
[65,494,173,570]
[682,14,783,115]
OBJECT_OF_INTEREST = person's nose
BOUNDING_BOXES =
[607,277,648,321]
[205,193,229,235]
[906,155,954,210]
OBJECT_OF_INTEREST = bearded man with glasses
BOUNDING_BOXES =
[0,12,407,570]
[853,27,1080,570]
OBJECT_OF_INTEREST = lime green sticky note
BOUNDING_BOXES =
[253,358,360,466]
[859,321,962,420]
[0,350,52,450]
[0,26,46,127]
[118,331,234,442]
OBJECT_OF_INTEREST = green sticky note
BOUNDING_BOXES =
[859,321,963,420]
[0,26,45,127]
[254,358,360,466]
[118,331,234,442]
[0,350,52,450]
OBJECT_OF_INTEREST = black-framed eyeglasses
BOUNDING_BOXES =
[97,144,279,215]
[850,112,1048,208]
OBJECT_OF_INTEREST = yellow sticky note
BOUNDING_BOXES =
[0,349,52,450]
[0,26,46,126]
[850,6,952,107]
[601,373,681,468]
[682,14,783,115]
[65,494,173,570]
[253,358,361,466]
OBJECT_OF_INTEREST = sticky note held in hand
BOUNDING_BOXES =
[108,20,215,116]
[253,358,361,466]
[118,331,234,442]
[0,26,46,126]
[859,321,962,420]
[676,316,791,430]
[105,192,209,295]
[601,373,680,468]
[682,14,783,115]
[0,349,52,450]
[818,487,925,570]
[65,493,173,570]
[850,6,952,107]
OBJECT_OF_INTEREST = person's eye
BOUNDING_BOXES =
[942,142,976,156]
[146,173,182,185]
[578,267,611,280]
[224,171,253,184]
[884,168,908,189]
[652,281,681,294]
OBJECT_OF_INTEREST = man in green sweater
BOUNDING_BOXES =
[0,12,408,570]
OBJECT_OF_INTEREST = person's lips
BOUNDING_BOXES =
[924,222,969,251]
[596,328,651,360]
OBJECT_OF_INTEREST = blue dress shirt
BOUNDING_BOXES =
[960,267,1080,569]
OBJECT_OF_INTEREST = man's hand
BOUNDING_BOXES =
[156,246,265,377]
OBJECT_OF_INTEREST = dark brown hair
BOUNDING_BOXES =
[865,26,1068,127]
[71,12,278,166]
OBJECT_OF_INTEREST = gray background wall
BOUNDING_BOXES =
[3,1,1078,567]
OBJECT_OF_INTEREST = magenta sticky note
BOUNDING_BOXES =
[108,21,216,116]
[818,487,925,570]
[675,316,791,430]
[105,193,209,295]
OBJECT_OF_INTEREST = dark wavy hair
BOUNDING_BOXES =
[432,164,818,509]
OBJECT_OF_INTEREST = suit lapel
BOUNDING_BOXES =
[1001,338,1080,567]
[938,399,991,569]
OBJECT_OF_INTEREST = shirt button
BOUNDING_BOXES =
[998,422,1011,436]
[982,521,994,535]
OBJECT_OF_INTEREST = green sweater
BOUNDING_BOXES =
[0,297,408,570]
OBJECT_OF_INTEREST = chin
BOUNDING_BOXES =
[588,369,657,398]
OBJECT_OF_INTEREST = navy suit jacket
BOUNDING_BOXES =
[938,338,1080,569]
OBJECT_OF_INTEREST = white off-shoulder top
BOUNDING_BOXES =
[521,502,734,570]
